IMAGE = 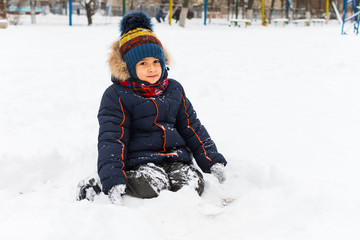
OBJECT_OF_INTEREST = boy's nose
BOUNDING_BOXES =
[148,64,155,72]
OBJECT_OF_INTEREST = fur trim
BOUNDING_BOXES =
[109,40,130,81]
[108,40,171,81]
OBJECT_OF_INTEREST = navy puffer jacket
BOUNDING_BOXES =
[97,41,227,194]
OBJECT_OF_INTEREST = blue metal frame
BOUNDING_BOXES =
[204,0,208,25]
[69,0,72,26]
[341,0,360,34]
[286,0,291,19]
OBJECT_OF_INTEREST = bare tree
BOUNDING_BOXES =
[30,0,36,24]
[179,0,190,27]
[0,0,7,19]
[227,0,231,20]
[305,0,310,20]
[247,0,255,20]
[269,0,276,23]
[80,0,100,25]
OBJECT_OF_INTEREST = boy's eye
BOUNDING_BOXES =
[154,60,160,63]
[139,62,146,66]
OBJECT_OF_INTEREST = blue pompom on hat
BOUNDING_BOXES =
[120,11,154,35]
[119,11,166,81]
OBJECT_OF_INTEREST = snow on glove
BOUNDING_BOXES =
[76,176,102,201]
[210,163,226,183]
[108,184,126,205]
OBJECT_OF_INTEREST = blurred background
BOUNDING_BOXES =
[0,0,349,26]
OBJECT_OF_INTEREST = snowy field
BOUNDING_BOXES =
[1,14,360,240]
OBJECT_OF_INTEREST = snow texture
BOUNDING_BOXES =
[1,14,360,240]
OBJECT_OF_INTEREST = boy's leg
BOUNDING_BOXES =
[162,162,205,196]
[125,163,170,199]
[76,164,170,201]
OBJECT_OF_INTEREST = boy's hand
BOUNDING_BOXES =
[108,184,126,205]
[210,163,226,183]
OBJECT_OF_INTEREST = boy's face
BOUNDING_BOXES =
[135,57,162,84]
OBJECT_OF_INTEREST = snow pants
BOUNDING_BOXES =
[77,162,204,201]
[126,162,205,198]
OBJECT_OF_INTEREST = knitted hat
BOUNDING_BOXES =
[119,11,166,81]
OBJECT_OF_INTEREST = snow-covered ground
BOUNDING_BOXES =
[1,14,360,240]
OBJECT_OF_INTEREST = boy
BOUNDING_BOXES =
[77,11,227,204]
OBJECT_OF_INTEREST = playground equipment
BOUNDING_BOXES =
[341,0,360,34]
[229,18,251,27]
[262,0,266,26]
[169,0,173,25]
[204,0,207,25]
[69,0,72,26]
[0,19,8,28]
[263,0,292,26]
[227,0,252,27]
[332,1,343,23]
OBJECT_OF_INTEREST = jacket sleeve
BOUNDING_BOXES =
[97,86,131,194]
[175,87,227,173]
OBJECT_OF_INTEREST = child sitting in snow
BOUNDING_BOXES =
[77,11,227,203]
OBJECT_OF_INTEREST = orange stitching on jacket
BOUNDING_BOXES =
[118,97,127,178]
[181,95,212,162]
[158,152,179,157]
[148,99,179,157]
[148,98,167,153]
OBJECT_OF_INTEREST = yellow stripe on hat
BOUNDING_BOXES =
[120,28,159,46]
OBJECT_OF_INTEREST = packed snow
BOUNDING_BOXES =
[1,14,360,240]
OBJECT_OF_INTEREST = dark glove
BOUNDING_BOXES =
[76,176,102,201]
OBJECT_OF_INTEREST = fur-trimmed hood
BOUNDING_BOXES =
[108,40,171,82]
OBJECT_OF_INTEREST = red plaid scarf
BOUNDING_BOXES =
[119,78,168,98]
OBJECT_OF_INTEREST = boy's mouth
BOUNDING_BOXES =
[148,75,159,78]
